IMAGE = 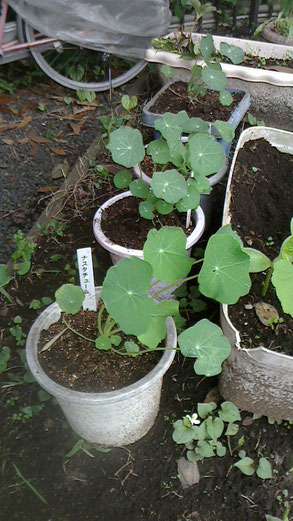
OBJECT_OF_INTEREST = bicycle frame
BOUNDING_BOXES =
[0,0,57,64]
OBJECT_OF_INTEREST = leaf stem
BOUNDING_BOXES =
[12,463,48,505]
[152,273,199,299]
[262,265,273,297]
[62,316,95,343]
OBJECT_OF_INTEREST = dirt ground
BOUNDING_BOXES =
[0,59,292,521]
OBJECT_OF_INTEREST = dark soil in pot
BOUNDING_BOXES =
[38,309,161,392]
[151,81,243,121]
[227,138,293,355]
[100,195,190,249]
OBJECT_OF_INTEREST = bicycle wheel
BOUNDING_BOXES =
[22,21,147,92]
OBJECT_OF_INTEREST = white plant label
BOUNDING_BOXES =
[77,248,96,311]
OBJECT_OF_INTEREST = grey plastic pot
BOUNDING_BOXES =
[26,288,177,447]
[93,191,205,299]
[219,126,293,421]
[262,21,293,47]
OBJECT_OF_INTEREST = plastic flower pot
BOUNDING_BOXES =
[219,126,293,420]
[93,192,205,299]
[26,288,177,447]
[141,80,250,140]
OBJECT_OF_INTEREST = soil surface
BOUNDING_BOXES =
[151,81,244,121]
[0,60,292,521]
[227,138,293,356]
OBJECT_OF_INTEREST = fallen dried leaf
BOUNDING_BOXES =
[29,142,38,157]
[9,107,19,115]
[69,118,86,135]
[49,146,67,156]
[177,458,200,489]
[0,93,14,104]
[0,122,17,134]
[27,129,51,144]
[16,115,32,129]
[51,160,70,179]
[2,138,14,145]
[36,186,59,193]
[254,302,279,327]
[17,137,30,145]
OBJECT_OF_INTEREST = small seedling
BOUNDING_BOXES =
[9,316,26,347]
[37,103,47,111]
[11,230,36,276]
[65,438,111,458]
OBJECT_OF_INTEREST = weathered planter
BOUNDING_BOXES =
[219,126,293,420]
[26,287,177,447]
[262,21,293,47]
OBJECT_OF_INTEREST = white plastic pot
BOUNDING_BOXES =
[93,191,205,265]
[26,288,177,447]
[219,126,293,420]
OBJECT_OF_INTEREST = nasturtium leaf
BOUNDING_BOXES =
[168,139,186,168]
[271,259,293,317]
[173,420,197,444]
[113,170,132,189]
[147,140,170,164]
[155,200,173,215]
[95,335,112,351]
[256,458,273,480]
[151,170,187,204]
[0,264,11,286]
[154,113,184,141]
[176,178,200,212]
[178,319,231,376]
[188,133,225,176]
[290,217,293,235]
[220,42,244,65]
[234,457,255,476]
[160,64,174,78]
[124,341,140,357]
[197,402,217,419]
[280,235,293,262]
[219,89,233,106]
[139,201,155,220]
[182,117,209,134]
[213,121,235,142]
[206,416,224,440]
[198,233,251,304]
[137,300,179,349]
[101,257,156,336]
[15,261,30,276]
[143,227,194,282]
[199,34,214,62]
[242,247,272,273]
[218,401,241,423]
[201,66,227,92]
[110,335,122,346]
[129,179,150,198]
[193,171,211,193]
[107,127,145,168]
[55,284,85,315]
[121,94,137,111]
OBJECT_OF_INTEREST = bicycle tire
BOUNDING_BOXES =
[22,21,147,92]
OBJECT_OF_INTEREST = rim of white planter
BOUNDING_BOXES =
[26,287,177,446]
[219,125,293,420]
[93,191,205,263]
[144,33,293,87]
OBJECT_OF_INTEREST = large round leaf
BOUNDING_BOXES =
[151,170,187,204]
[55,284,85,315]
[188,133,225,176]
[101,257,155,336]
[106,127,145,168]
[154,112,186,141]
[198,234,251,304]
[271,259,293,317]
[143,227,194,282]
[178,319,231,376]
[147,140,170,165]
[201,65,227,92]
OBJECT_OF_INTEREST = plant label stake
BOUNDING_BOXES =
[77,248,96,311]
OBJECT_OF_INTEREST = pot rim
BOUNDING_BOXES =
[26,288,177,404]
[93,191,205,258]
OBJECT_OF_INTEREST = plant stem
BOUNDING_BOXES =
[152,273,199,299]
[12,463,48,505]
[62,316,95,343]
[97,303,106,335]
[262,265,273,297]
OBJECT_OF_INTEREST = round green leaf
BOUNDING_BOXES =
[234,457,255,476]
[173,420,197,444]
[95,335,112,351]
[143,227,194,283]
[188,133,225,176]
[256,458,273,480]
[147,140,170,164]
[101,257,155,336]
[154,113,185,141]
[113,170,132,189]
[271,259,293,317]
[55,284,85,315]
[214,121,235,142]
[219,90,233,106]
[151,170,187,204]
[124,341,140,357]
[199,34,214,62]
[197,402,217,419]
[220,42,244,65]
[0,264,11,286]
[139,201,155,220]
[206,416,224,440]
[201,66,227,92]
[178,319,231,376]
[107,127,145,168]
[155,200,174,215]
[198,233,251,304]
[219,401,241,423]
[176,178,200,212]
[129,179,150,199]
[243,247,272,273]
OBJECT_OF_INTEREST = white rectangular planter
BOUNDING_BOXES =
[219,126,293,420]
